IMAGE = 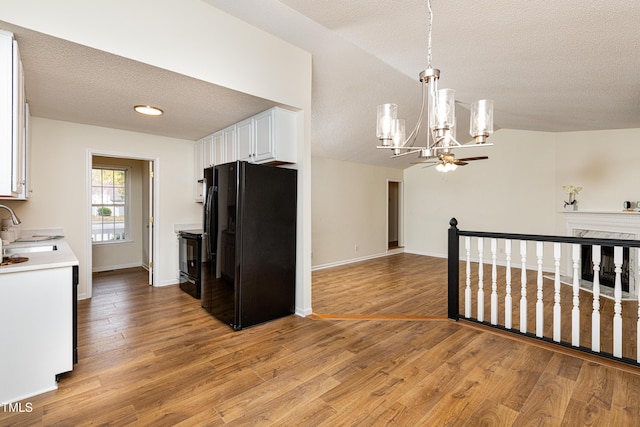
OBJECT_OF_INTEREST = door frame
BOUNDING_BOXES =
[85,149,159,298]
[386,179,403,251]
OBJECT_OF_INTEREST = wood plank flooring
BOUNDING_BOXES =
[1,253,640,425]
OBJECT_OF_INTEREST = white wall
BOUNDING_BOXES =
[403,129,558,257]
[311,157,403,268]
[554,128,640,213]
[3,117,202,299]
[402,127,640,258]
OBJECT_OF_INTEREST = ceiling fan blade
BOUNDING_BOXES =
[455,161,469,166]
[411,160,438,165]
[421,162,440,169]
[456,156,488,162]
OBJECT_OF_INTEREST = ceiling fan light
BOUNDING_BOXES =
[134,105,163,116]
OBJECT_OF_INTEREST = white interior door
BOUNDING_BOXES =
[148,161,154,285]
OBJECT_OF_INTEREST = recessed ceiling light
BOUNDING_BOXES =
[134,105,163,116]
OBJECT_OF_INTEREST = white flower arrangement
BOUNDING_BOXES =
[563,185,582,207]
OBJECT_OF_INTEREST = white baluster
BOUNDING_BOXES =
[465,237,471,318]
[592,245,601,353]
[536,242,544,338]
[637,248,640,363]
[477,238,484,322]
[520,241,527,333]
[491,238,498,325]
[613,246,623,358]
[571,244,581,347]
[505,239,512,329]
[553,243,562,342]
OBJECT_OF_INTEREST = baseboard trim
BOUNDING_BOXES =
[309,313,449,321]
[312,248,406,271]
[92,262,142,273]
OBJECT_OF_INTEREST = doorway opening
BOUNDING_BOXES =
[387,180,403,250]
[86,151,157,298]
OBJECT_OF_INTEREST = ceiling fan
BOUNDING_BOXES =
[415,153,488,172]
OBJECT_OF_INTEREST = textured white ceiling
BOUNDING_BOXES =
[3,0,640,169]
[0,21,277,142]
[209,0,640,168]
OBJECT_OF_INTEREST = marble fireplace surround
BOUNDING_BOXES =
[564,211,640,299]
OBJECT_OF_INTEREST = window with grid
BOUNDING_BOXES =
[91,167,129,242]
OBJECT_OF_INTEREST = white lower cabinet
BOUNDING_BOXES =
[0,267,73,402]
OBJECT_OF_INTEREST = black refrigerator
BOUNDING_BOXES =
[201,161,297,330]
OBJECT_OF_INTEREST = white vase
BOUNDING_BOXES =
[564,203,577,211]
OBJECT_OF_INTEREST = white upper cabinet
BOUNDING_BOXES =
[194,139,204,202]
[222,125,237,164]
[202,134,214,168]
[194,107,298,200]
[236,117,254,162]
[253,107,297,164]
[213,130,224,165]
[0,30,29,200]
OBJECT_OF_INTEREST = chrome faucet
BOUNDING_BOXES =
[0,204,21,225]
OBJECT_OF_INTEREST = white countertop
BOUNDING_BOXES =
[0,230,78,274]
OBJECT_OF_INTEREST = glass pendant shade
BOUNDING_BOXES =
[470,99,494,137]
[391,119,405,147]
[431,88,455,131]
[377,103,397,141]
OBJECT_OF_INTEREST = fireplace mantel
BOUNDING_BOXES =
[563,211,640,237]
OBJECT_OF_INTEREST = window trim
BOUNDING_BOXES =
[91,165,132,245]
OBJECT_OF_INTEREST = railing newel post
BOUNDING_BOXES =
[448,218,460,320]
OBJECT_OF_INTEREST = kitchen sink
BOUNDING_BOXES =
[4,244,57,255]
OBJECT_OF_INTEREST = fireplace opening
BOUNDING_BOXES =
[581,245,629,292]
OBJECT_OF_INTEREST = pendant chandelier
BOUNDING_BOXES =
[376,0,494,171]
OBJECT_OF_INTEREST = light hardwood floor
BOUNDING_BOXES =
[2,253,640,425]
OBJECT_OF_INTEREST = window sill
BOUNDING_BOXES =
[92,239,134,246]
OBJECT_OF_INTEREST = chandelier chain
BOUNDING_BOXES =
[426,0,433,69]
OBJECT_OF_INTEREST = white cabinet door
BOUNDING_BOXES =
[0,31,15,197]
[213,130,224,165]
[253,107,297,164]
[194,139,204,202]
[236,118,254,162]
[202,134,214,167]
[253,110,275,163]
[0,31,28,199]
[0,267,73,403]
[223,125,236,164]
